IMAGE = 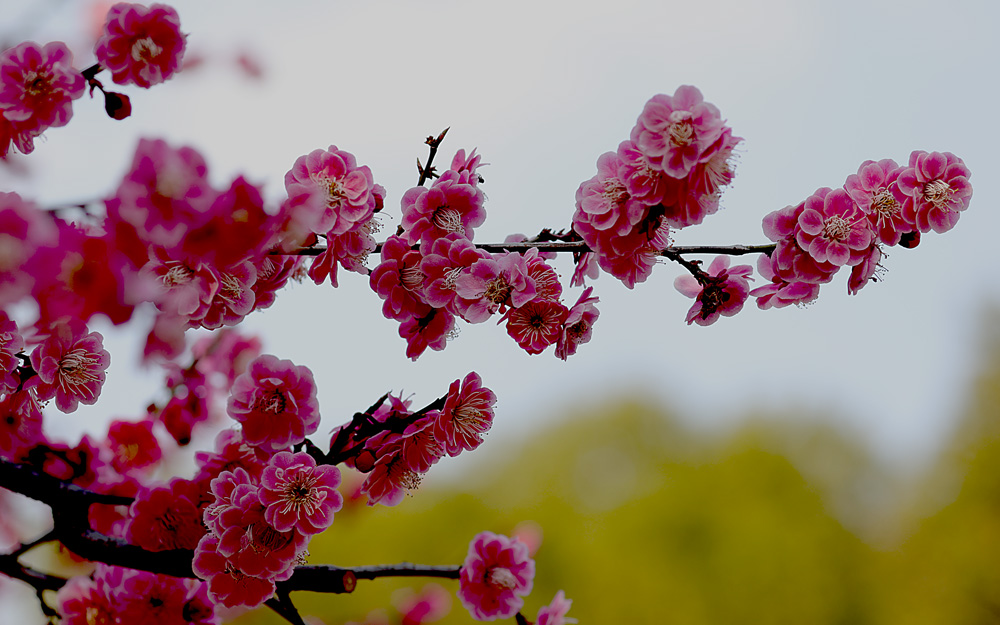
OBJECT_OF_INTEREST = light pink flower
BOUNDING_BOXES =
[454,253,536,322]
[896,150,972,234]
[400,176,486,246]
[95,3,187,88]
[843,159,909,246]
[260,451,343,535]
[458,531,534,621]
[762,201,840,285]
[28,322,110,412]
[795,187,874,266]
[227,354,320,453]
[574,151,651,237]
[0,192,59,308]
[394,583,452,625]
[674,256,753,326]
[284,146,381,237]
[630,85,726,178]
[556,287,599,360]
[749,253,822,309]
[419,233,490,313]
[0,41,85,153]
[536,590,575,625]
[433,372,496,457]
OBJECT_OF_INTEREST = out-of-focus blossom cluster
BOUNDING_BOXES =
[1,3,185,157]
[371,150,600,359]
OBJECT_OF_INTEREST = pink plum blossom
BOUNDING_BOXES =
[394,583,452,625]
[399,307,455,361]
[106,418,161,474]
[419,233,490,313]
[0,41,85,153]
[556,287,600,360]
[504,299,568,355]
[749,253,822,309]
[0,311,23,394]
[844,159,910,246]
[433,372,496,457]
[259,451,343,535]
[896,150,973,234]
[674,256,753,326]
[95,3,187,88]
[573,151,651,237]
[371,235,429,321]
[630,85,726,178]
[227,354,320,453]
[126,478,206,551]
[400,175,486,246]
[536,590,575,625]
[284,145,382,237]
[458,531,535,621]
[454,253,536,322]
[28,321,110,412]
[193,534,276,608]
[795,187,874,266]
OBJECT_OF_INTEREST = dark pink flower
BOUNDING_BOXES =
[215,485,306,581]
[394,583,452,625]
[126,478,206,551]
[227,354,320,453]
[399,307,454,361]
[106,418,161,474]
[630,85,726,178]
[360,441,418,507]
[536,590,575,625]
[761,201,840,285]
[896,150,972,234]
[0,41,84,152]
[674,256,753,326]
[192,534,276,608]
[371,235,429,322]
[28,321,110,412]
[795,187,874,266]
[95,3,187,88]
[259,451,343,535]
[0,390,44,461]
[556,287,599,360]
[0,311,24,394]
[458,531,535,621]
[574,151,652,238]
[433,372,496,457]
[56,576,116,625]
[504,299,568,355]
[0,192,59,307]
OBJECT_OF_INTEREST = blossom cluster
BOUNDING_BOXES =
[752,150,973,308]
[0,3,185,157]
[371,150,601,359]
[329,371,497,507]
[573,85,742,289]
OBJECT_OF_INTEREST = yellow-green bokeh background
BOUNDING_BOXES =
[225,317,1000,625]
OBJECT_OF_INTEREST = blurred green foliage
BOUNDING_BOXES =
[235,316,1000,625]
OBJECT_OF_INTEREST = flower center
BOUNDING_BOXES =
[821,216,852,241]
[442,266,463,291]
[220,272,245,299]
[131,36,163,62]
[483,276,512,304]
[58,348,101,388]
[432,206,464,234]
[871,188,899,218]
[22,69,54,99]
[601,179,629,207]
[115,442,140,465]
[162,264,194,287]
[667,111,696,147]
[400,265,424,291]
[280,473,321,515]
[923,179,953,209]
[487,566,518,590]
[255,388,286,414]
